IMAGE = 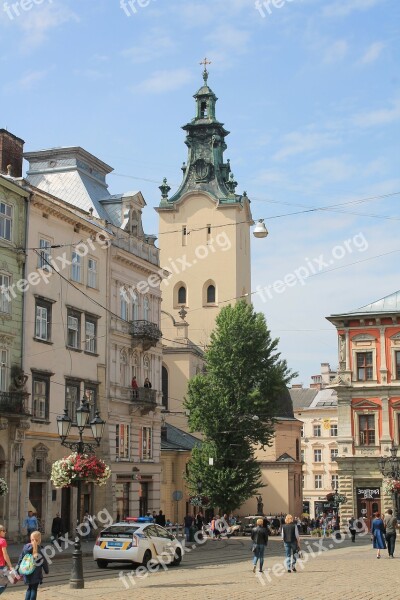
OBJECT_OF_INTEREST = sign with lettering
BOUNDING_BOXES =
[356,487,380,499]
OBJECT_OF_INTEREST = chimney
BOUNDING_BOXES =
[0,129,24,177]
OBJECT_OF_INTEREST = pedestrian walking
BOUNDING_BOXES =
[282,514,301,573]
[17,530,49,600]
[348,516,356,542]
[251,518,268,573]
[371,512,386,558]
[383,508,397,558]
[0,524,13,594]
[22,512,38,543]
[196,511,204,531]
[51,513,63,543]
[183,513,194,542]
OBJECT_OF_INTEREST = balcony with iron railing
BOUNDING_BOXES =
[0,391,31,417]
[130,387,157,416]
[131,320,162,351]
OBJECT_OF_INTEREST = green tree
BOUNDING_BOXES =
[185,301,295,514]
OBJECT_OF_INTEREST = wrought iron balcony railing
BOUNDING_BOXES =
[130,387,157,415]
[0,391,31,416]
[131,320,162,350]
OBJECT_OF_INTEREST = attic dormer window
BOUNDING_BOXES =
[200,101,208,118]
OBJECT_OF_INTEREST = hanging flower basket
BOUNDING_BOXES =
[51,453,111,489]
[384,478,400,495]
[0,478,8,496]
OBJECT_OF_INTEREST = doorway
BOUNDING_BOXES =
[139,482,148,516]
[356,487,381,530]
[29,482,45,532]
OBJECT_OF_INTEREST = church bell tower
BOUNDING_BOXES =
[156,62,253,347]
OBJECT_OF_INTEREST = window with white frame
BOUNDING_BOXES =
[120,290,129,321]
[359,414,376,445]
[356,352,373,381]
[331,448,338,461]
[143,296,150,321]
[65,380,79,422]
[84,385,97,419]
[142,427,153,460]
[116,424,130,459]
[71,251,82,283]
[35,299,51,341]
[38,238,51,270]
[0,274,11,314]
[67,310,80,349]
[331,474,339,489]
[0,202,12,241]
[87,258,97,288]
[85,317,97,353]
[313,424,321,437]
[330,424,338,437]
[32,374,49,420]
[0,349,8,391]
[314,475,323,489]
[301,449,305,463]
[314,449,322,463]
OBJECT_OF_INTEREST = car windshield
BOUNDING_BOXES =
[100,526,140,538]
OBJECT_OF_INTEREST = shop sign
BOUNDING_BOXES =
[357,487,380,499]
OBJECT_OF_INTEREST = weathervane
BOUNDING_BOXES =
[199,57,211,84]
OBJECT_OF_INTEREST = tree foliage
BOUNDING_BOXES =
[185,301,295,514]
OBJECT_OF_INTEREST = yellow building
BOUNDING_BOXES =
[157,68,301,519]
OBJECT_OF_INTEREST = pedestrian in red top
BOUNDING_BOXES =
[0,524,13,594]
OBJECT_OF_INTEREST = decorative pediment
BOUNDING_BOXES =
[390,332,400,341]
[352,334,376,342]
[352,399,380,409]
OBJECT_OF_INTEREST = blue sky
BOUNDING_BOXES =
[1,0,399,384]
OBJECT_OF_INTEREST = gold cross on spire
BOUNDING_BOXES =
[199,57,212,69]
[199,57,211,84]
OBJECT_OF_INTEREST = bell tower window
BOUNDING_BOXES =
[200,101,208,118]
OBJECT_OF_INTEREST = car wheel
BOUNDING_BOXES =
[172,548,182,566]
[96,559,108,569]
[142,550,152,569]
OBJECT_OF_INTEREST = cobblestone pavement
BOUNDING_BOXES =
[7,536,400,600]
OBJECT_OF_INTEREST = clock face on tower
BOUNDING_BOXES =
[194,158,213,183]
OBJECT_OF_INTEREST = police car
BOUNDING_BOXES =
[93,517,183,569]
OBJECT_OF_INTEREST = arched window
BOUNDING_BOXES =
[178,286,186,305]
[207,284,216,304]
[162,366,168,410]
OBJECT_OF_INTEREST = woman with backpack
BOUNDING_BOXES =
[17,531,49,600]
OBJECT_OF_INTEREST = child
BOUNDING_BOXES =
[17,531,49,600]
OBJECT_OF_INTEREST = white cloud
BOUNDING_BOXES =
[358,41,385,65]
[122,33,177,64]
[3,69,49,92]
[133,68,193,94]
[323,39,348,63]
[273,131,338,161]
[304,157,355,183]
[323,0,385,18]
[352,98,400,128]
[18,3,79,50]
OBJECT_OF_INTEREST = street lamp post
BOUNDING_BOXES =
[378,442,400,518]
[56,400,106,589]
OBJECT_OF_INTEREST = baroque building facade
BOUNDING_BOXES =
[327,291,400,528]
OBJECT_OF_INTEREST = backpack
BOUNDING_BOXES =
[19,552,36,576]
